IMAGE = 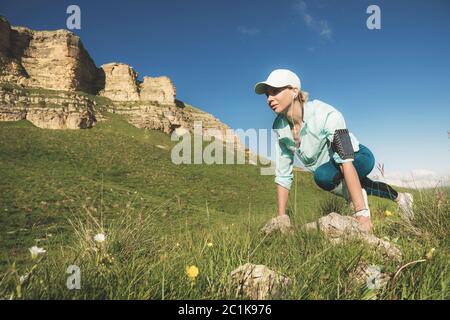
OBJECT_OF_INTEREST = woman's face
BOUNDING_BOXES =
[265,86,296,114]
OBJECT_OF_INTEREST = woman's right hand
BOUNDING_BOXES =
[356,216,373,232]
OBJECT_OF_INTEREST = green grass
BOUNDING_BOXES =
[0,115,448,300]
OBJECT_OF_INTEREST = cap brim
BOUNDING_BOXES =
[254,82,270,94]
[254,81,291,94]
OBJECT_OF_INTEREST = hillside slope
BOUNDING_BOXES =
[0,115,448,300]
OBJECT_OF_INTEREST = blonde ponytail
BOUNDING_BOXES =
[297,90,309,105]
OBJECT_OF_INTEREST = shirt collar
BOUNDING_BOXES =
[302,100,313,124]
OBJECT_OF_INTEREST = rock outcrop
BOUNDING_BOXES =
[139,76,176,104]
[97,63,140,101]
[260,215,293,236]
[0,16,99,93]
[0,16,176,105]
[97,63,176,104]
[303,212,403,261]
[0,16,251,155]
[230,263,292,300]
[0,17,28,84]
[348,262,390,291]
[0,85,96,129]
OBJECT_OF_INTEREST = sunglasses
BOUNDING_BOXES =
[265,86,293,97]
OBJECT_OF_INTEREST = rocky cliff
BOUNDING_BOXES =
[97,63,176,104]
[0,83,97,129]
[0,15,238,145]
[0,17,99,93]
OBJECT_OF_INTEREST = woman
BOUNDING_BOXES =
[254,69,414,232]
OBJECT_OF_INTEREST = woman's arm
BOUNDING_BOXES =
[341,162,373,231]
[339,162,366,211]
[273,133,294,216]
[277,184,289,216]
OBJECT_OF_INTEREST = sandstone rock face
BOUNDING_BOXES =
[97,63,140,101]
[25,108,95,129]
[109,101,251,158]
[0,16,247,149]
[0,86,96,129]
[230,263,292,300]
[0,17,28,84]
[139,76,176,104]
[111,101,235,138]
[0,16,177,104]
[0,17,99,93]
[0,17,11,53]
[97,64,176,104]
[303,212,403,261]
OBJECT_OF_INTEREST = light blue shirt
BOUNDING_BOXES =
[273,99,360,190]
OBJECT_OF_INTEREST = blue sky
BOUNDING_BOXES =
[1,0,450,184]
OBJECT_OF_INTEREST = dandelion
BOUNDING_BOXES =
[384,210,393,217]
[29,246,46,260]
[185,265,199,280]
[207,242,213,248]
[426,248,436,260]
[94,233,106,243]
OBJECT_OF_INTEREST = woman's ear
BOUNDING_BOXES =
[299,90,309,103]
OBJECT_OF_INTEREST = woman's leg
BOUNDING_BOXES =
[314,144,374,194]
[313,160,342,192]
[354,145,399,201]
[360,176,398,201]
[314,144,399,202]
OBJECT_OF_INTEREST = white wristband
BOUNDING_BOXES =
[354,208,371,218]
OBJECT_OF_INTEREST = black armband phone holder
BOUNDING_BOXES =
[331,129,354,160]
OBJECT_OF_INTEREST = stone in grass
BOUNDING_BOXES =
[302,212,403,261]
[348,262,390,292]
[230,263,292,300]
[260,215,293,236]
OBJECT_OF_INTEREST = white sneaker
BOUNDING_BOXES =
[397,192,414,220]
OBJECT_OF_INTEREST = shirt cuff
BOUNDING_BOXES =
[275,177,292,191]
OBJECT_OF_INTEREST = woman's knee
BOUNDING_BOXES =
[313,169,336,191]
[354,144,375,177]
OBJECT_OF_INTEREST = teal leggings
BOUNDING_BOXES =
[313,144,398,201]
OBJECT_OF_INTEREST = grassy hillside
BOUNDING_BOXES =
[0,114,448,299]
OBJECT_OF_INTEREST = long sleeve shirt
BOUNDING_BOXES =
[273,99,360,190]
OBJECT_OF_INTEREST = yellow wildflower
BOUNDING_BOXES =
[185,265,199,280]
[384,210,393,217]
[426,248,436,260]
[207,242,213,248]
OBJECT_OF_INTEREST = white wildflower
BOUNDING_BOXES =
[29,246,46,260]
[19,274,29,285]
[94,233,106,243]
